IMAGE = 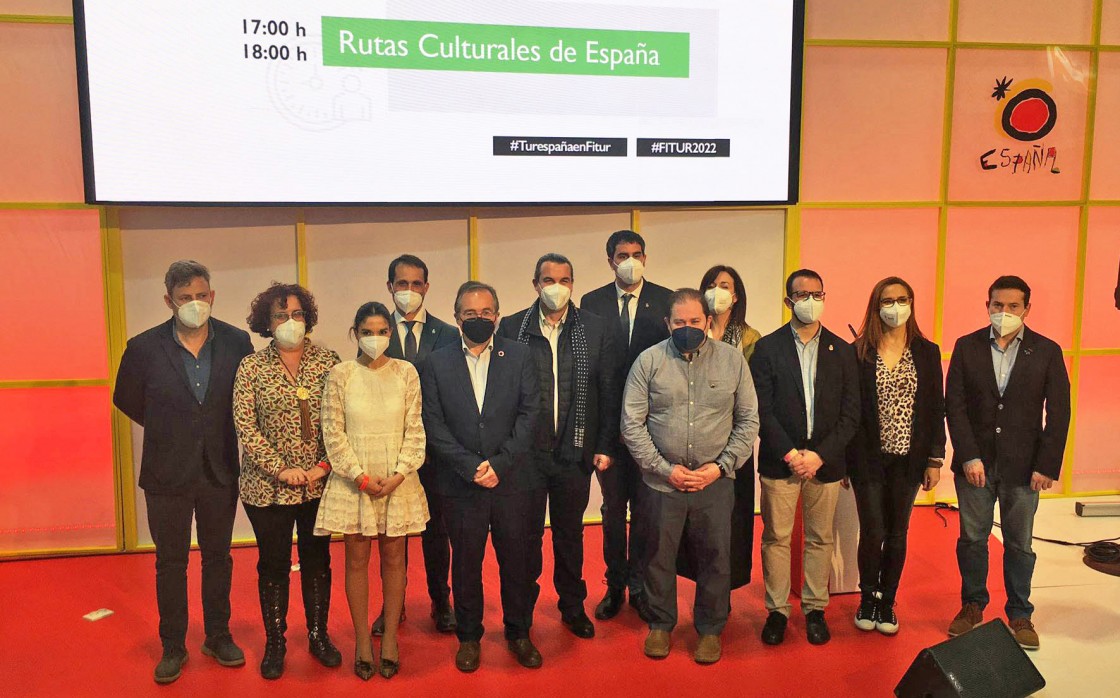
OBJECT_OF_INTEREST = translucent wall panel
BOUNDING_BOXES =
[1089,54,1120,200]
[949,49,1090,202]
[800,47,947,203]
[1072,357,1120,493]
[800,208,940,344]
[476,208,632,315]
[1082,207,1120,349]
[0,387,116,553]
[957,0,1094,45]
[120,207,299,546]
[806,0,950,42]
[1104,0,1120,45]
[943,207,1078,349]
[0,2,73,13]
[0,23,83,202]
[0,209,107,380]
[304,208,469,359]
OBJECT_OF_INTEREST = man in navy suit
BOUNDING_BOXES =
[421,281,543,672]
[749,269,860,648]
[498,253,621,640]
[368,254,461,636]
[579,230,672,622]
[113,260,254,684]
[945,275,1070,650]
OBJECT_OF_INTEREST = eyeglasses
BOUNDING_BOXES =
[459,310,496,320]
[879,296,912,308]
[271,310,306,322]
[790,291,826,302]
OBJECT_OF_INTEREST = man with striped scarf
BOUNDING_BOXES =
[497,252,622,641]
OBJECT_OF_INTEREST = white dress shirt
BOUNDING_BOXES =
[461,337,494,412]
[394,307,428,355]
[540,306,569,432]
[615,278,645,343]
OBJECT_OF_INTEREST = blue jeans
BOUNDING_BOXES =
[954,472,1039,620]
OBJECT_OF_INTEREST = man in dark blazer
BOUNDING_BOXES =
[749,269,860,647]
[945,275,1070,650]
[112,260,254,684]
[578,229,672,622]
[369,254,460,636]
[497,253,621,640]
[421,281,543,672]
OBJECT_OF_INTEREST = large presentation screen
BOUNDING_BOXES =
[74,1,803,206]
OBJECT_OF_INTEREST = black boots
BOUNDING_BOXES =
[302,570,342,667]
[258,578,288,679]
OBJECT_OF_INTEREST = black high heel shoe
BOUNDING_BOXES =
[354,654,375,681]
[378,653,399,679]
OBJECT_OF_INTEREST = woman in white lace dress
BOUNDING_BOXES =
[314,301,429,680]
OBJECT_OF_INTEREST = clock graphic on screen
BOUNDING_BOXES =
[266,37,374,132]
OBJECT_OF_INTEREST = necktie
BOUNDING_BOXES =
[404,321,418,362]
[620,293,633,346]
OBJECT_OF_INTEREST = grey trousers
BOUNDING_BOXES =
[643,478,734,635]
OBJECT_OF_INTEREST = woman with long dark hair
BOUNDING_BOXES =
[314,301,428,680]
[700,265,763,362]
[850,276,945,635]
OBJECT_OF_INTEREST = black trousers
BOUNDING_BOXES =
[243,499,331,584]
[443,489,537,642]
[528,454,593,618]
[595,449,648,594]
[852,454,921,603]
[144,477,238,650]
[418,464,451,603]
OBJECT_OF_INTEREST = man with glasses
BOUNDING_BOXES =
[748,269,860,647]
[421,281,543,672]
[113,260,255,683]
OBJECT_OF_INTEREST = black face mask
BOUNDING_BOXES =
[461,317,496,344]
[671,326,705,354]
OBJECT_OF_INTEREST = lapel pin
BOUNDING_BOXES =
[497,350,505,357]
[829,344,834,351]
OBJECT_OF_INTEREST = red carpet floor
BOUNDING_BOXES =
[0,508,1005,697]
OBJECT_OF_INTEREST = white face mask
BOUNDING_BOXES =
[990,311,1023,337]
[704,287,734,315]
[880,303,911,329]
[273,319,306,349]
[539,283,571,311]
[393,290,423,315]
[792,297,825,324]
[359,335,390,360]
[615,257,645,286]
[174,299,211,329]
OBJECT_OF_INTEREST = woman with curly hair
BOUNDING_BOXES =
[233,282,342,679]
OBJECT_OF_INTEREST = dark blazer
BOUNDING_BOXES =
[850,337,946,486]
[749,323,861,483]
[420,335,541,496]
[945,326,1070,484]
[580,280,673,369]
[497,303,621,470]
[385,311,460,366]
[113,318,254,493]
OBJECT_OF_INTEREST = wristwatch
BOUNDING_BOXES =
[717,462,729,477]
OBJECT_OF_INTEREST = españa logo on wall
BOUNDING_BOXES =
[979,76,1060,175]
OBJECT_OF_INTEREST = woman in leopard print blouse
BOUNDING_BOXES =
[850,276,946,637]
[233,283,342,679]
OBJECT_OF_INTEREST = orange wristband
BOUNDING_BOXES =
[357,475,370,491]
[318,460,331,473]
[783,448,799,463]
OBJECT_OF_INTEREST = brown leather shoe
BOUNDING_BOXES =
[1009,617,1040,650]
[947,603,983,637]
[455,641,481,673]
[507,638,542,669]
[643,629,670,659]
[694,634,721,665]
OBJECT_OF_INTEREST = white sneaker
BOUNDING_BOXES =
[854,596,876,631]
[875,601,899,635]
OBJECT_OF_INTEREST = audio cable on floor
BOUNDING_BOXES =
[929,502,1120,561]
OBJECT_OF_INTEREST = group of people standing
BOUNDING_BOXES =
[113,229,1070,685]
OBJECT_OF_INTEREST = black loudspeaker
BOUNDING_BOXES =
[895,620,1045,697]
